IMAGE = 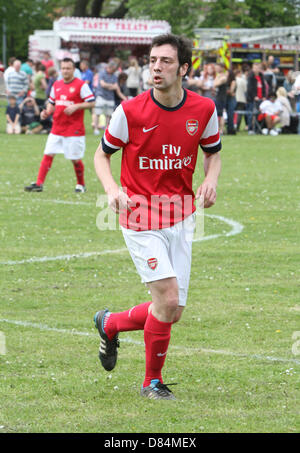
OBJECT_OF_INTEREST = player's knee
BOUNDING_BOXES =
[163,292,179,318]
[172,306,184,324]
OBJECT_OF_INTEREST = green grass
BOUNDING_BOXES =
[0,102,299,433]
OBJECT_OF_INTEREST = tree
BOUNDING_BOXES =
[201,0,300,28]
[0,0,71,61]
[72,0,129,18]
[127,0,204,37]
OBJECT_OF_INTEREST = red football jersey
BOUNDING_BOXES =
[49,77,95,136]
[102,89,221,231]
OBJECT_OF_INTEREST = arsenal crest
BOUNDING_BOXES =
[186,120,198,136]
[147,258,158,270]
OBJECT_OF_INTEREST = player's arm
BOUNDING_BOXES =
[64,100,95,116]
[64,83,95,115]
[197,105,222,208]
[41,101,55,120]
[94,144,132,214]
[196,151,221,208]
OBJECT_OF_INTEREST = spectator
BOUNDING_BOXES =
[267,55,280,74]
[283,70,296,111]
[41,51,54,80]
[33,63,47,110]
[69,43,81,68]
[141,55,152,92]
[46,66,58,98]
[21,58,34,78]
[6,59,29,105]
[214,62,228,135]
[246,62,266,135]
[258,92,281,136]
[235,68,248,132]
[3,57,16,86]
[19,96,43,134]
[261,62,277,96]
[80,60,94,92]
[94,60,126,135]
[276,86,295,133]
[114,72,129,107]
[197,63,216,99]
[225,69,237,135]
[125,58,141,97]
[182,66,200,93]
[5,95,21,134]
[292,71,300,133]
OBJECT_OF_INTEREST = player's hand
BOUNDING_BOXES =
[196,179,217,208]
[107,187,134,214]
[64,105,79,116]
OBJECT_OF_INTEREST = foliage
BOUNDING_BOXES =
[0,0,72,61]
[201,0,300,28]
[127,0,203,37]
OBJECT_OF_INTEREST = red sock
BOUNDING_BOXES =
[104,301,151,340]
[143,311,172,387]
[37,155,54,185]
[73,160,85,185]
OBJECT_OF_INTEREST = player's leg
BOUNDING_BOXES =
[141,214,195,397]
[24,133,62,192]
[64,136,86,192]
[94,301,152,372]
[100,301,152,341]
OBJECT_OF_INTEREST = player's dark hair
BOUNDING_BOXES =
[150,33,192,74]
[61,58,75,67]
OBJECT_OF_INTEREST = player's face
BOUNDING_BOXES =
[149,44,187,91]
[61,62,75,82]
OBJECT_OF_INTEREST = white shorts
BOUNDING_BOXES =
[44,133,85,160]
[121,214,196,307]
[95,96,115,116]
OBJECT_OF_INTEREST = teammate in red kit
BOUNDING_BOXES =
[25,58,95,193]
[93,34,222,400]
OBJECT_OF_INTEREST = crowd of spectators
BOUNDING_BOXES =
[2,51,300,136]
[183,57,300,136]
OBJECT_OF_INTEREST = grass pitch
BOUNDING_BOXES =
[0,106,299,433]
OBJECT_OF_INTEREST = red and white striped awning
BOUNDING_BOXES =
[54,17,171,45]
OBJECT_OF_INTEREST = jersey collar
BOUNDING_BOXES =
[150,88,187,111]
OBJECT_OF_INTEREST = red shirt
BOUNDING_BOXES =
[41,59,54,78]
[255,75,263,99]
[49,78,95,136]
[102,89,221,231]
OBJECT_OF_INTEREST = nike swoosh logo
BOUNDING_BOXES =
[143,125,159,133]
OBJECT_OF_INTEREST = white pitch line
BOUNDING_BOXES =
[0,318,299,365]
[2,196,92,206]
[0,214,244,265]
[0,247,128,265]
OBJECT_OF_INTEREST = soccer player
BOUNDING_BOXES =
[93,34,222,400]
[24,58,95,193]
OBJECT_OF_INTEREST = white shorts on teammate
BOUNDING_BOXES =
[44,133,85,160]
